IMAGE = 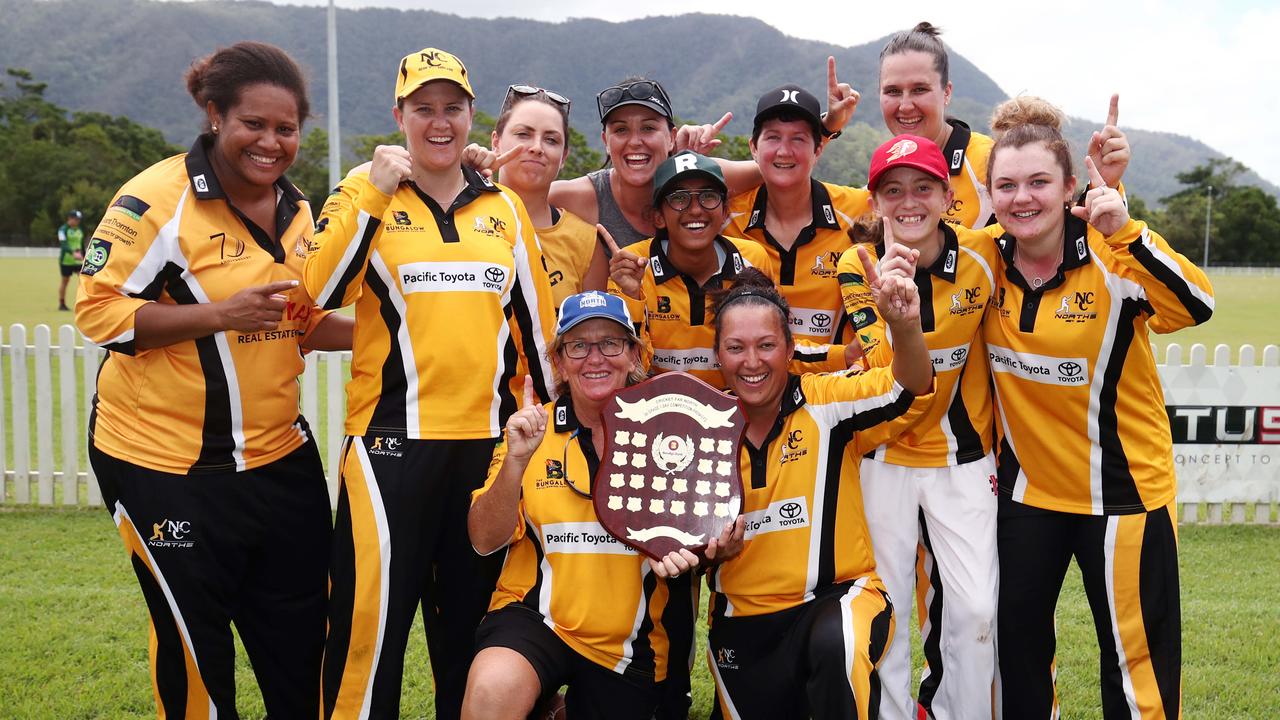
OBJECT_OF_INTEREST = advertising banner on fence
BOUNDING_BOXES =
[1162,362,1280,503]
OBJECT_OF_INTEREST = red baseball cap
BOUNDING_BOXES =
[867,134,949,192]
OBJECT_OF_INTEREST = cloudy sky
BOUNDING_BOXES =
[272,0,1280,186]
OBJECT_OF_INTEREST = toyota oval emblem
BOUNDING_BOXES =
[780,502,802,519]
[485,267,506,283]
[951,348,968,362]
[1058,361,1082,377]
[811,313,832,328]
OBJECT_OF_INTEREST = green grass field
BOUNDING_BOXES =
[1,507,1276,718]
[2,258,1278,717]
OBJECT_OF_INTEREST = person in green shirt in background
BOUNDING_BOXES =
[57,209,84,311]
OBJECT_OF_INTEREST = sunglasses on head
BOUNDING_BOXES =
[503,85,571,113]
[596,80,672,122]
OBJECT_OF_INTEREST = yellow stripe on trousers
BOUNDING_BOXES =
[328,440,393,718]
[116,509,212,720]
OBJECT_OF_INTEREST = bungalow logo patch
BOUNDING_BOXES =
[538,459,566,489]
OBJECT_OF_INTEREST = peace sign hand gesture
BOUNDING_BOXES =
[1071,156,1130,237]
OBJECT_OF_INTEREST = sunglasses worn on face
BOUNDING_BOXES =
[596,80,672,121]
[504,85,571,113]
[664,190,725,212]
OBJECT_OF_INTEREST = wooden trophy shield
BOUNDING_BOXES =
[594,372,746,561]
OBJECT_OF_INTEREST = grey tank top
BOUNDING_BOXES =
[588,169,649,249]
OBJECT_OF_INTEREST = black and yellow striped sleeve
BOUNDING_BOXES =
[1098,219,1214,333]
[304,171,392,310]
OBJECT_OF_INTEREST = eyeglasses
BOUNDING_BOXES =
[596,80,672,121]
[561,337,630,359]
[504,84,571,114]
[663,190,725,212]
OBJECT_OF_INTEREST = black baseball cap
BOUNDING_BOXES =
[753,84,824,141]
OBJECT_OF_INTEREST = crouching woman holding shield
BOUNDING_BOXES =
[464,291,744,720]
[704,250,934,719]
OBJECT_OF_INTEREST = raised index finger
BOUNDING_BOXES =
[1083,155,1106,188]
[882,216,896,251]
[597,223,621,256]
[827,56,838,94]
[522,374,536,407]
[493,144,524,170]
[711,112,732,134]
[1106,93,1119,128]
[857,246,880,287]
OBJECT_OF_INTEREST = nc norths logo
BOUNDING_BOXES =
[148,519,195,548]
[368,436,404,457]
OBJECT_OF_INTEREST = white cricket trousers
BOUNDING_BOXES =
[860,453,998,720]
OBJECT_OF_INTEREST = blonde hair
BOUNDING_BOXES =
[986,95,1073,184]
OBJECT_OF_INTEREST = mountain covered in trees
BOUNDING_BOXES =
[2,0,1274,205]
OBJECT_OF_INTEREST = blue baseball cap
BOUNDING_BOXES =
[556,291,637,338]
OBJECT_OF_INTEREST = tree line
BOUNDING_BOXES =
[3,68,1276,264]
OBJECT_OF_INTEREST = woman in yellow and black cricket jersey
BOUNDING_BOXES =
[982,97,1213,720]
[462,292,742,720]
[835,133,1002,720]
[605,150,774,388]
[704,257,935,719]
[877,22,996,232]
[302,48,558,720]
[726,82,868,370]
[76,42,349,719]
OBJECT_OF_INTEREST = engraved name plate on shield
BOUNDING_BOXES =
[595,372,746,561]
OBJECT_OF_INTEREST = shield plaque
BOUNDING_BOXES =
[595,372,746,561]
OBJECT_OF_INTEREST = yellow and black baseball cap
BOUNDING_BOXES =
[394,48,474,102]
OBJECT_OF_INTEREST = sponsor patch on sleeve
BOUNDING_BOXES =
[850,306,878,330]
[80,238,112,276]
[109,195,150,222]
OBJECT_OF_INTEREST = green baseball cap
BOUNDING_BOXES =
[652,150,727,206]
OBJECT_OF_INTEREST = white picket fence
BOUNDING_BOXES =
[0,323,350,508]
[1,323,1277,524]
